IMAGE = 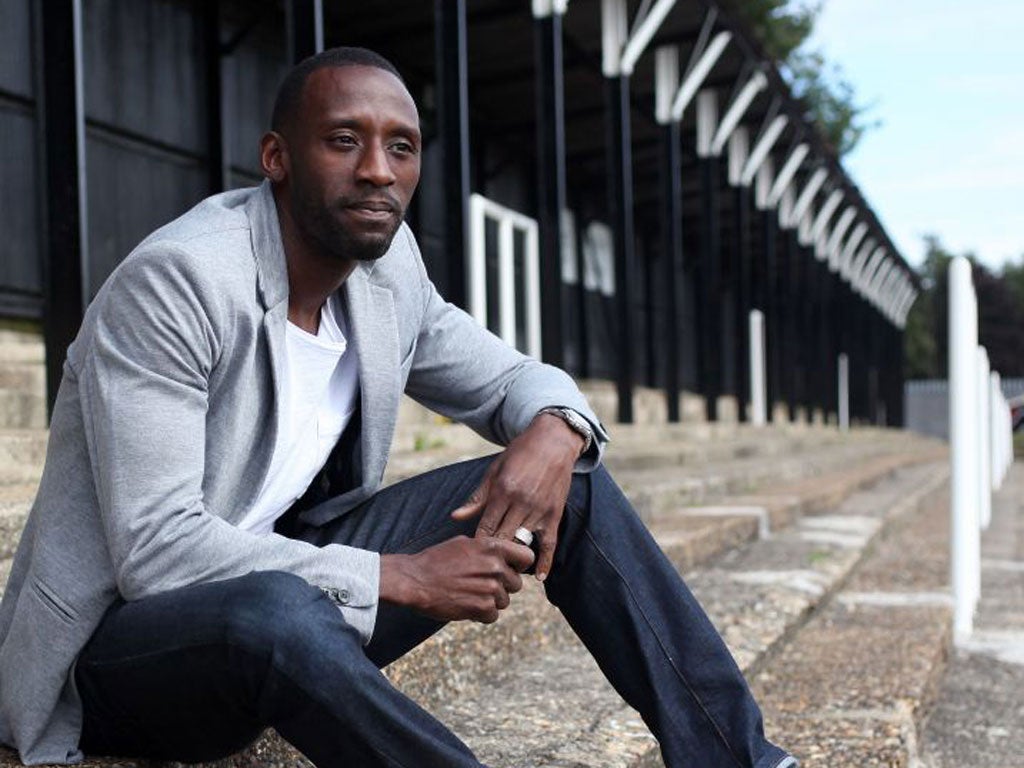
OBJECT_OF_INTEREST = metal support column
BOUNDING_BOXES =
[203,0,226,194]
[698,157,721,421]
[894,325,906,427]
[799,241,815,417]
[606,74,635,423]
[37,0,88,417]
[762,208,780,420]
[819,262,836,420]
[435,0,471,309]
[287,0,323,63]
[780,229,798,420]
[534,9,567,366]
[660,119,683,422]
[734,182,751,422]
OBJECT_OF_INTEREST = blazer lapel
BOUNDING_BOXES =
[345,265,400,496]
[228,182,291,524]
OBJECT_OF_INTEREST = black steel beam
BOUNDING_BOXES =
[606,74,635,423]
[203,0,226,194]
[798,240,814,418]
[733,183,751,422]
[698,156,721,421]
[761,208,780,421]
[894,325,906,427]
[288,0,323,63]
[660,121,683,422]
[36,0,88,418]
[534,12,566,367]
[823,265,837,420]
[808,259,820,419]
[781,229,799,421]
[434,0,471,309]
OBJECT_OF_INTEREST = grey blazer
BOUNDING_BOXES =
[0,182,606,765]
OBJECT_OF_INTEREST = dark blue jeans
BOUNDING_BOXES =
[76,457,793,768]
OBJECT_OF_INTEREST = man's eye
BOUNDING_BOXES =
[330,135,357,146]
[390,141,417,155]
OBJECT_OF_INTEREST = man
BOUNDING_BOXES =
[0,48,795,768]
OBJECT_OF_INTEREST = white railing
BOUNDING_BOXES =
[837,353,850,432]
[468,194,541,359]
[748,309,766,426]
[948,255,1015,640]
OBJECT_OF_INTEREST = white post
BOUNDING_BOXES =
[949,256,980,640]
[749,310,767,426]
[977,348,992,530]
[837,353,850,432]
[990,372,1002,490]
[498,218,516,346]
[468,195,488,327]
[1005,394,1015,483]
[525,225,542,359]
[468,194,542,356]
[991,371,1013,490]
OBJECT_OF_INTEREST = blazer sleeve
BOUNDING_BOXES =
[399,228,609,469]
[74,246,380,643]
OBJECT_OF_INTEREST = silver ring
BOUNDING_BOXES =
[513,527,534,548]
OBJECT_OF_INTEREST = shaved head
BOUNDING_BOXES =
[271,46,404,135]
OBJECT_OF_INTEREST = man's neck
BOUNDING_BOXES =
[273,192,356,335]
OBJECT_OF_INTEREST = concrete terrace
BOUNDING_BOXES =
[0,327,973,767]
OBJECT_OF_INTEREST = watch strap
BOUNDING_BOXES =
[539,406,594,456]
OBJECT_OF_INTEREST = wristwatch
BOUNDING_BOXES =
[539,406,594,456]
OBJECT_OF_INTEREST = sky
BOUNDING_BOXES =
[808,0,1024,273]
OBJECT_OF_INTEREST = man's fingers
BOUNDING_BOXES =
[535,534,557,582]
[474,498,513,538]
[451,481,488,520]
[493,537,535,573]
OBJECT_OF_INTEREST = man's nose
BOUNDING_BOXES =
[357,141,396,186]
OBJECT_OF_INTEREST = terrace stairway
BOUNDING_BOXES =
[0,335,952,767]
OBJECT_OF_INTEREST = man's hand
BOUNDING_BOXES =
[379,536,535,623]
[451,412,584,582]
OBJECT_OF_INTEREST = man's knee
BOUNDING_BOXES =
[563,465,643,537]
[565,465,624,514]
[219,571,344,656]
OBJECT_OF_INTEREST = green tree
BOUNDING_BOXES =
[904,236,1024,380]
[903,235,951,379]
[731,0,876,156]
[1002,255,1024,308]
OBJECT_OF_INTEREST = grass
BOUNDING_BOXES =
[413,432,447,452]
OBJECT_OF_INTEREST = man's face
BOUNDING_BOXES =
[281,65,421,263]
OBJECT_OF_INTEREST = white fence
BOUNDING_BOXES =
[905,378,1024,440]
[948,255,1015,640]
[468,194,541,358]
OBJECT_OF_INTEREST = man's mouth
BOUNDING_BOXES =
[346,199,398,218]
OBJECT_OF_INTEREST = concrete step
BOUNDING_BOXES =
[391,462,951,767]
[0,484,37,562]
[0,362,45,393]
[0,434,945,766]
[749,470,954,767]
[0,429,48,487]
[616,440,940,522]
[389,390,888,460]
[919,461,1024,767]
[385,423,930,490]
[0,426,934,589]
[0,389,47,430]
[0,330,45,365]
[3,453,938,768]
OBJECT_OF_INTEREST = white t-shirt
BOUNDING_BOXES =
[237,293,359,535]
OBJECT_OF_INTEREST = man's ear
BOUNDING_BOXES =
[260,131,289,183]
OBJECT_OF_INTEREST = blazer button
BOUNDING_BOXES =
[337,588,350,605]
